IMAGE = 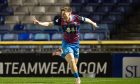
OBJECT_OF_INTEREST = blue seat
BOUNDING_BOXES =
[102,0,117,5]
[18,33,31,40]
[84,33,106,40]
[0,0,8,8]
[2,33,18,41]
[0,7,13,16]
[0,24,11,31]
[91,14,103,22]
[71,6,81,14]
[24,24,43,31]
[0,34,1,41]
[81,6,95,13]
[94,5,112,14]
[80,33,84,40]
[118,0,132,6]
[83,33,99,40]
[0,16,5,24]
[103,15,123,24]
[0,0,8,4]
[51,33,62,40]
[33,33,50,41]
[110,6,131,14]
[71,0,87,5]
[80,24,93,31]
[13,23,25,31]
[88,0,102,5]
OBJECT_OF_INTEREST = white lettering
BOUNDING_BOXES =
[12,63,19,74]
[19,63,26,74]
[88,62,96,73]
[79,62,87,74]
[97,62,107,74]
[51,62,58,74]
[5,62,12,74]
[27,62,37,74]
[39,62,50,74]
[58,62,65,74]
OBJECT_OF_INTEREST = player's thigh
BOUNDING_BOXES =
[65,53,75,63]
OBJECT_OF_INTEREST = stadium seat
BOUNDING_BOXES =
[13,23,25,31]
[81,6,95,13]
[0,34,1,41]
[80,33,84,40]
[83,33,99,40]
[80,24,93,32]
[102,0,117,6]
[88,0,102,6]
[0,16,5,24]
[46,6,61,15]
[38,0,56,5]
[55,0,71,6]
[33,33,50,41]
[94,5,112,14]
[24,24,41,31]
[0,7,13,16]
[23,0,38,6]
[31,6,46,15]
[21,15,35,23]
[5,16,19,24]
[14,6,29,15]
[0,24,12,31]
[71,0,84,6]
[0,0,8,8]
[118,0,132,6]
[52,33,63,40]
[103,15,123,24]
[91,14,103,22]
[2,33,18,41]
[98,24,109,30]
[110,6,131,14]
[8,0,23,6]
[71,6,81,14]
[39,15,53,22]
[18,33,31,40]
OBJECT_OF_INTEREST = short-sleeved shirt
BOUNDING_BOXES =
[53,14,86,43]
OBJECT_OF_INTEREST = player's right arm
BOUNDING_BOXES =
[33,17,53,26]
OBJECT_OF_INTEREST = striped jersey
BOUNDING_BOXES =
[53,14,86,43]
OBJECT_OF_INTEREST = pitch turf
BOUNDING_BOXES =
[0,77,139,84]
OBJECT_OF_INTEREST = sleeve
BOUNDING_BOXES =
[77,15,86,23]
[53,15,61,26]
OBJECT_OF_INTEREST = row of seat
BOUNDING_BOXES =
[0,32,106,41]
[0,14,123,25]
[0,5,131,16]
[0,23,110,33]
[8,0,70,6]
[5,0,138,6]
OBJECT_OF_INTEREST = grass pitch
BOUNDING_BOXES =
[0,77,139,84]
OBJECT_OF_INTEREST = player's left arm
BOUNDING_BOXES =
[85,18,98,30]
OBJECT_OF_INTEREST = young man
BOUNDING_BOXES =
[33,6,98,84]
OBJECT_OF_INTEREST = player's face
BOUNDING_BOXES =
[63,11,71,21]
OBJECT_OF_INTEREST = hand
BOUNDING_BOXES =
[92,23,99,30]
[32,16,39,24]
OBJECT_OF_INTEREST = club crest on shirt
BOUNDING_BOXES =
[66,27,71,33]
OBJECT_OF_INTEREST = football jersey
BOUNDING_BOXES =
[53,14,86,43]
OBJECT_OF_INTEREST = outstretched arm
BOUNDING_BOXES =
[33,17,53,27]
[85,18,98,30]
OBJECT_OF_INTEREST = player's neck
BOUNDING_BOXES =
[64,15,71,22]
